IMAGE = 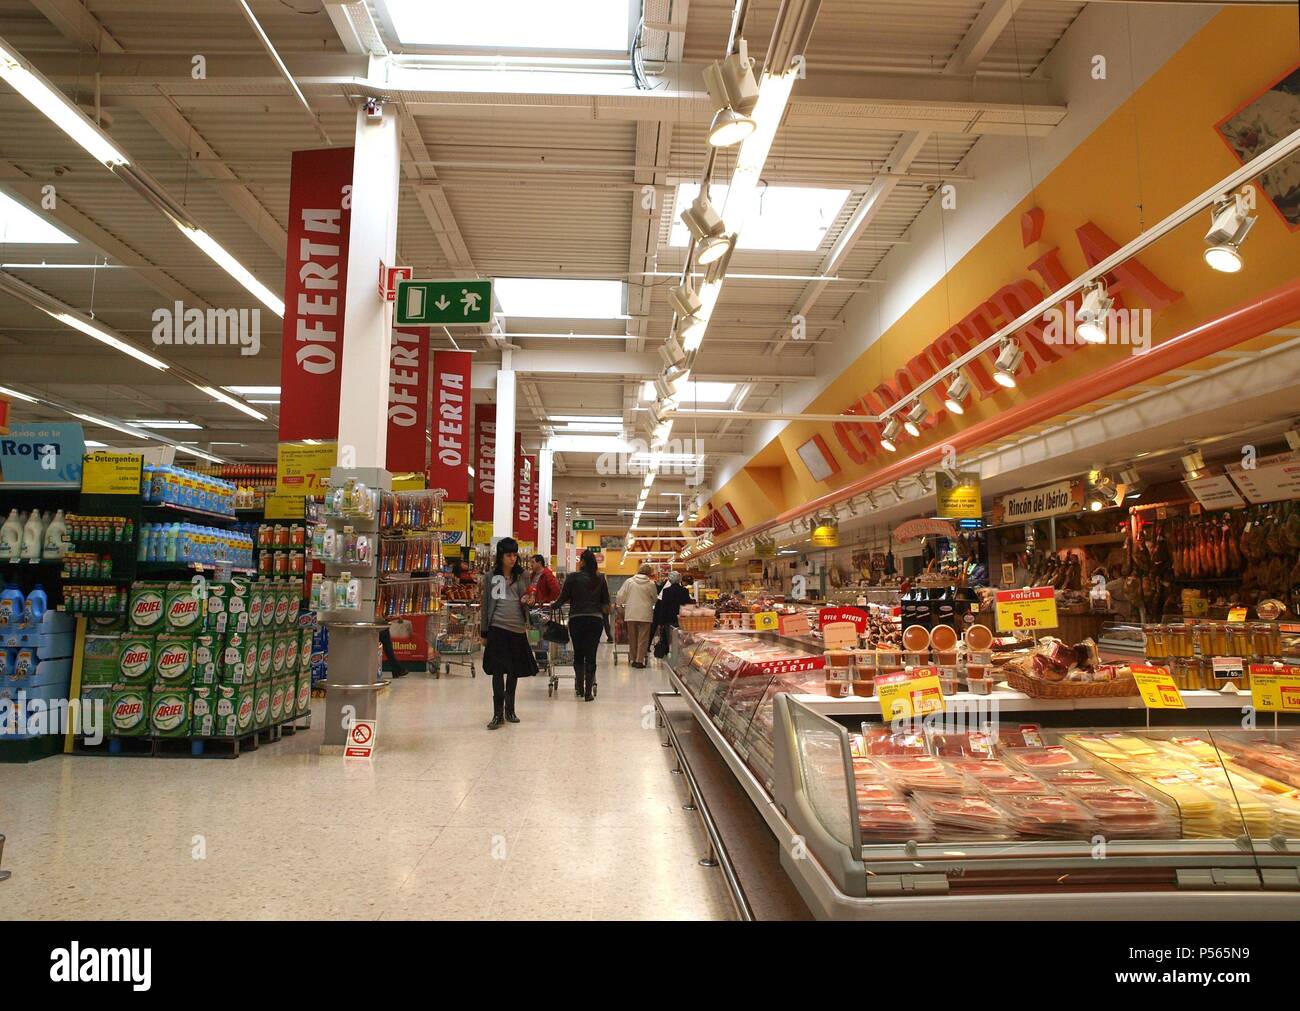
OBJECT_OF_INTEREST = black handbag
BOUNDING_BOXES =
[543,620,570,644]
[653,630,670,659]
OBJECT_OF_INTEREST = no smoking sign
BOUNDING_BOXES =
[345,720,377,758]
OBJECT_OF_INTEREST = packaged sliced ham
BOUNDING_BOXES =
[858,801,932,842]
[859,723,929,756]
[874,755,966,793]
[928,730,996,759]
[978,773,1051,796]
[911,790,1012,838]
[1000,793,1098,838]
[855,780,902,804]
[1001,745,1089,773]
[950,758,1015,780]
[996,724,1046,749]
[1042,768,1111,789]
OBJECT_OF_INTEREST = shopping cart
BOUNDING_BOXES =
[528,604,577,698]
[432,603,479,678]
[611,603,628,665]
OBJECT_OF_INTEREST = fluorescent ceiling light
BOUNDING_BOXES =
[71,412,149,440]
[224,385,280,396]
[556,422,623,433]
[0,191,74,244]
[383,0,630,50]
[494,278,625,319]
[546,435,630,454]
[179,225,284,317]
[46,309,170,371]
[0,37,130,167]
[175,445,226,464]
[247,399,280,405]
[640,380,735,403]
[83,440,107,448]
[629,453,704,464]
[199,386,269,422]
[129,420,203,430]
[669,182,848,252]
[548,415,622,425]
[0,384,39,403]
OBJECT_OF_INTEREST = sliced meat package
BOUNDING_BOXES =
[1001,745,1091,773]
[874,755,966,794]
[911,790,1013,838]
[1000,793,1098,838]
[858,801,933,842]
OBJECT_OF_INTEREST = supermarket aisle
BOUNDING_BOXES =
[0,646,733,921]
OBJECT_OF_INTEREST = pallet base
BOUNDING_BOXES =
[72,710,314,759]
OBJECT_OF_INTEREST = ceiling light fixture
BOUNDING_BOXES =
[879,417,901,453]
[703,40,759,148]
[199,386,269,422]
[46,309,170,371]
[0,384,39,403]
[903,400,929,437]
[1204,191,1256,273]
[679,192,730,266]
[993,339,1024,388]
[1075,281,1113,345]
[179,225,285,317]
[943,373,971,415]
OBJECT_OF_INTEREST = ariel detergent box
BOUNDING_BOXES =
[163,582,204,634]
[81,634,123,686]
[205,579,248,634]
[153,634,194,686]
[190,684,214,737]
[192,634,219,685]
[109,684,150,737]
[149,687,190,738]
[127,582,168,632]
[213,681,254,737]
[118,633,157,684]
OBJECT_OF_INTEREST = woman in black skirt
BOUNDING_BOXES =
[479,537,538,730]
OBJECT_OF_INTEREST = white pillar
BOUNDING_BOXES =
[336,104,400,467]
[492,360,516,539]
[555,496,568,575]
[537,446,554,566]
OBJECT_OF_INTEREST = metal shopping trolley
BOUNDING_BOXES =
[528,604,580,698]
[611,604,628,665]
[432,602,479,678]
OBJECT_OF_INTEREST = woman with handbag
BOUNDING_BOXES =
[555,548,610,701]
[479,537,538,730]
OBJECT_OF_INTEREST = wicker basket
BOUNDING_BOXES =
[1004,668,1139,699]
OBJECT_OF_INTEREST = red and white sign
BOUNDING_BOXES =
[279,146,355,442]
[388,615,431,662]
[429,351,473,500]
[818,606,869,633]
[386,326,430,473]
[515,452,538,543]
[378,263,413,301]
[473,404,496,522]
[344,719,376,758]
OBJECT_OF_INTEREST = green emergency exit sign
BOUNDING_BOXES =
[571,519,595,531]
[395,279,493,325]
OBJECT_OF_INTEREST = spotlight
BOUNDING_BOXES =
[880,418,901,452]
[993,339,1024,388]
[943,373,971,415]
[889,482,905,502]
[1087,489,1107,512]
[1117,466,1141,488]
[903,400,929,437]
[1181,449,1206,480]
[1075,281,1113,344]
[865,491,879,509]
[916,472,934,493]
[1204,192,1256,273]
[703,41,759,148]
[668,280,703,320]
[680,193,729,265]
[659,334,686,369]
[1286,427,1300,452]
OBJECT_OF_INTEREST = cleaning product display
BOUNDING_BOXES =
[0,509,66,561]
[142,465,237,516]
[63,514,134,544]
[137,523,254,569]
[0,609,77,740]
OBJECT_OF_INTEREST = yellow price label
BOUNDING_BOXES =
[263,493,305,520]
[81,451,142,495]
[276,441,337,496]
[994,586,1058,633]
[701,589,721,603]
[1131,665,1186,709]
[754,610,779,631]
[1227,607,1248,622]
[1250,665,1300,712]
[875,671,945,720]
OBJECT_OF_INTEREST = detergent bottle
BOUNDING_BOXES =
[0,582,25,627]
[43,509,67,559]
[21,509,45,560]
[25,583,47,624]
[0,509,21,560]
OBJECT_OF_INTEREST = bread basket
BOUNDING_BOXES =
[1003,667,1139,699]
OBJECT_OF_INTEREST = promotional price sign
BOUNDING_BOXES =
[1227,607,1248,622]
[1249,664,1300,712]
[276,441,337,496]
[81,451,142,495]
[994,586,1059,632]
[753,611,779,632]
[817,607,868,633]
[875,670,945,720]
[263,493,306,520]
[1131,665,1186,709]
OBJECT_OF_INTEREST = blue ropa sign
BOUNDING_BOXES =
[0,423,85,486]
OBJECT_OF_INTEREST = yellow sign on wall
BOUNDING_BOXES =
[936,472,983,519]
[81,452,142,495]
[276,441,336,496]
[471,520,493,545]
[811,524,839,548]
[439,502,471,557]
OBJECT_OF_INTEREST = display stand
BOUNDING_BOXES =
[319,466,390,751]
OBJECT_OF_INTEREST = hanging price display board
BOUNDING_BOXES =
[1131,665,1186,709]
[1249,664,1300,712]
[994,586,1059,632]
[875,670,945,720]
[276,441,337,496]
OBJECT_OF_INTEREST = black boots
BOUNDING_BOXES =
[583,660,596,702]
[487,697,505,730]
[504,685,520,723]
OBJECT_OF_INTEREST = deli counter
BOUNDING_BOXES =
[664,628,1300,919]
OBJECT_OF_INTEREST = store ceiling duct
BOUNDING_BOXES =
[1204,192,1256,274]
[1075,281,1114,345]
[703,40,760,148]
[943,374,971,415]
[680,193,730,266]
[902,401,929,438]
[993,339,1025,388]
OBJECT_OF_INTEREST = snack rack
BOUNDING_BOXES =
[374,489,446,672]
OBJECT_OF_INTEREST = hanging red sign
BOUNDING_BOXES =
[428,350,472,499]
[515,452,538,543]
[386,326,429,473]
[278,146,354,442]
[472,404,496,522]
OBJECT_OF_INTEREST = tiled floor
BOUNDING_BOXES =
[0,647,734,920]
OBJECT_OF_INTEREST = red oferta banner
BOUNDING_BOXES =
[278,146,354,442]
[427,350,472,498]
[386,326,430,474]
[515,451,538,544]
[472,404,496,522]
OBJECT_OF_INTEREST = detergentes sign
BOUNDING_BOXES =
[473,404,496,522]
[386,327,430,474]
[429,350,472,500]
[279,146,354,442]
[515,452,538,543]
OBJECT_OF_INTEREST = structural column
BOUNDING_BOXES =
[555,496,569,575]
[537,445,554,566]
[492,356,516,541]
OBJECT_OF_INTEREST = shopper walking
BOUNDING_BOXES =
[555,548,610,701]
[528,553,561,605]
[617,563,658,668]
[479,537,538,730]
[649,571,692,661]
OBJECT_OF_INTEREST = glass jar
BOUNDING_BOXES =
[1213,623,1231,656]
[1251,623,1276,659]
[1229,624,1251,657]
[1145,624,1167,659]
[1195,621,1216,658]
[1167,623,1191,659]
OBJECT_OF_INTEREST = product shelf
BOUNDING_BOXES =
[141,501,238,523]
[137,561,256,577]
